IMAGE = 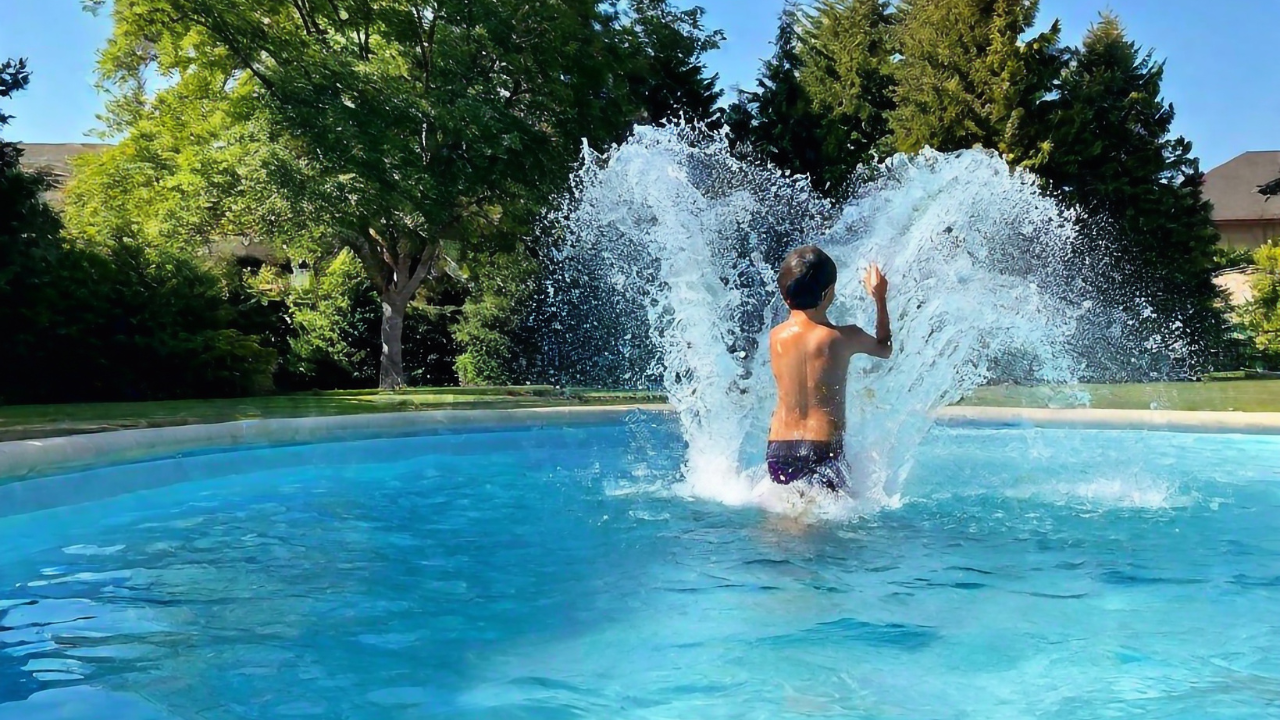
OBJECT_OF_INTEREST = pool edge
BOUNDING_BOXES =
[6,404,1279,483]
[0,404,674,483]
[935,406,1280,434]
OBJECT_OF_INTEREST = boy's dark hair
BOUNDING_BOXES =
[778,245,837,310]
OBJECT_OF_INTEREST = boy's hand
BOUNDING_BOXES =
[863,264,888,301]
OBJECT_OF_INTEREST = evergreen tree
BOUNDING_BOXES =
[0,59,59,272]
[726,3,860,196]
[890,0,1062,162]
[1033,15,1226,356]
[0,58,64,343]
[620,0,726,127]
[797,0,896,168]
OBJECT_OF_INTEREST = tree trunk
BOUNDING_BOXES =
[358,237,440,392]
[379,293,410,390]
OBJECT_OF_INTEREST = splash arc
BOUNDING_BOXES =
[549,126,1185,514]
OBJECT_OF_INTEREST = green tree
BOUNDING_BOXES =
[796,0,896,169]
[92,0,645,390]
[620,0,725,126]
[890,0,1062,162]
[63,53,465,392]
[1032,15,1222,328]
[1,58,60,287]
[259,249,462,388]
[453,250,542,385]
[727,3,862,196]
[1,58,67,393]
[1,58,276,404]
[452,2,727,383]
[1240,243,1280,365]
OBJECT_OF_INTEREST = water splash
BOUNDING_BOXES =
[548,126,1187,515]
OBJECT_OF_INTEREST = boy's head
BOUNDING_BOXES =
[778,245,837,310]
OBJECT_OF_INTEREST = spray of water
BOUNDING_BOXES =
[548,126,1188,516]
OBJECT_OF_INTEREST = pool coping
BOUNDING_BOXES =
[935,406,1280,434]
[3,404,1279,483]
[0,404,671,483]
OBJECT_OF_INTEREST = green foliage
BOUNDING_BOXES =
[89,0,722,389]
[1239,243,1280,366]
[58,73,415,393]
[268,249,460,389]
[32,0,1244,394]
[1,59,62,291]
[453,3,726,384]
[280,252,372,385]
[62,85,322,256]
[797,0,896,168]
[620,0,725,126]
[0,58,32,161]
[1213,246,1256,272]
[1,57,276,405]
[890,0,1062,162]
[2,234,278,405]
[1031,15,1222,328]
[453,251,541,386]
[726,4,866,196]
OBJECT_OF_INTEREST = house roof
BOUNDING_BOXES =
[1203,150,1280,223]
[15,142,113,187]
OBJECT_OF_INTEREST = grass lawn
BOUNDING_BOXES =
[4,380,1278,442]
[0,387,665,442]
[961,379,1280,413]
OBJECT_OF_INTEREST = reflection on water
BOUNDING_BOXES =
[1,424,1279,719]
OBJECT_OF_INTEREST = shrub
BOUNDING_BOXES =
[258,249,461,391]
[1,234,278,404]
[1212,245,1257,272]
[1238,242,1280,368]
[453,251,541,386]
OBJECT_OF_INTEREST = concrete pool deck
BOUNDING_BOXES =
[934,406,1280,434]
[2,404,1279,483]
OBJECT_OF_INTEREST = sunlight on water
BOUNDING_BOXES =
[551,126,1190,518]
[3,427,1279,719]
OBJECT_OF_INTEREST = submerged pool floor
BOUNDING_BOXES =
[0,422,1278,719]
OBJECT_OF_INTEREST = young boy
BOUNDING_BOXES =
[767,246,893,491]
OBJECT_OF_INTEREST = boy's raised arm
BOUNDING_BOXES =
[844,264,893,359]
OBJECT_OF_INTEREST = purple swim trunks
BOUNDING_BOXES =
[766,440,847,491]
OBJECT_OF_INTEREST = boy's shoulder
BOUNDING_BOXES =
[772,318,844,345]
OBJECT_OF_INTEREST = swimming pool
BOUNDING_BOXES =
[1,417,1279,719]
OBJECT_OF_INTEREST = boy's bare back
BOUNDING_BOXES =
[768,319,853,443]
[768,261,892,444]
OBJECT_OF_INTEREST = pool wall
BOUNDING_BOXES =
[0,405,670,485]
[4,404,1279,487]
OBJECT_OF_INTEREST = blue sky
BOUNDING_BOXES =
[2,1,1275,169]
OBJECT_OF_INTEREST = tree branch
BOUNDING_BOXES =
[319,0,348,34]
[359,0,373,60]
[369,225,399,271]
[290,0,316,36]
[344,230,392,293]
[174,9,284,101]
[412,3,441,93]
[405,242,441,294]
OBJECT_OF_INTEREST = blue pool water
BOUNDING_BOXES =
[2,419,1280,719]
